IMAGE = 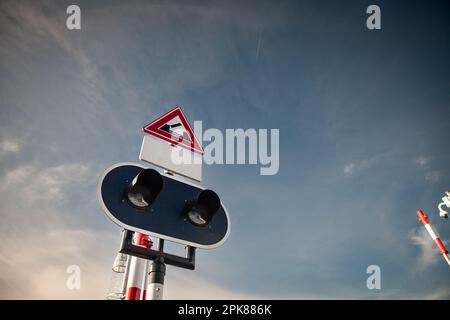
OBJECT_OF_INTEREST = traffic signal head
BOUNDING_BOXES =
[97,162,230,249]
[186,190,221,226]
[127,169,163,208]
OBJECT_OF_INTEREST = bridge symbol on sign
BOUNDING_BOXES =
[142,106,203,155]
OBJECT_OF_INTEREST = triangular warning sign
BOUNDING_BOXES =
[142,106,204,155]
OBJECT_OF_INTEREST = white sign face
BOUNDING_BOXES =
[139,135,202,181]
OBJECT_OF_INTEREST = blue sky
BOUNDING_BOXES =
[0,0,449,299]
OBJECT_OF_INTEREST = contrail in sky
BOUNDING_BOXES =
[256,29,262,61]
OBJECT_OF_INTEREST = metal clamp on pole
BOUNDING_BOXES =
[147,239,166,300]
[119,229,196,270]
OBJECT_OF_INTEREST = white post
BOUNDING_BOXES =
[125,233,152,300]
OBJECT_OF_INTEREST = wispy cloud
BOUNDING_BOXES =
[343,160,368,174]
[422,287,450,300]
[2,163,90,203]
[0,140,20,156]
[408,227,441,271]
[414,156,430,167]
[413,156,441,183]
[343,163,355,174]
[424,171,441,183]
[1,2,100,81]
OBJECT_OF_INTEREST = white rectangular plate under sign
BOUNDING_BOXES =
[139,135,202,181]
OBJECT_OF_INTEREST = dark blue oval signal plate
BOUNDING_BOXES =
[97,162,230,249]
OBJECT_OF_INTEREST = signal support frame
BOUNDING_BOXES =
[119,229,196,270]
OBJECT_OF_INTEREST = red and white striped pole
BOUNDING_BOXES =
[417,210,450,267]
[125,233,153,300]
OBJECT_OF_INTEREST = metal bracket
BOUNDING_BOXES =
[119,229,196,270]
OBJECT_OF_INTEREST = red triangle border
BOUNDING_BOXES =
[142,106,204,155]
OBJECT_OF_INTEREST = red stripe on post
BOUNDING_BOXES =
[126,287,141,300]
[435,238,448,254]
[417,210,429,225]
